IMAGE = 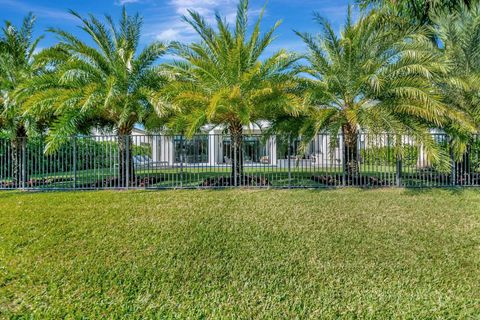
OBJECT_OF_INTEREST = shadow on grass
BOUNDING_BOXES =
[3,185,480,197]
[0,191,27,201]
[400,186,479,196]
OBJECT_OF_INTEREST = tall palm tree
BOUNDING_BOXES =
[432,3,480,180]
[153,0,301,184]
[0,13,43,186]
[21,8,167,186]
[277,7,470,182]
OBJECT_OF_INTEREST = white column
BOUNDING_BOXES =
[338,135,344,168]
[217,135,224,164]
[417,143,428,168]
[313,135,323,166]
[159,136,174,165]
[208,133,216,166]
[270,136,277,165]
[152,136,160,162]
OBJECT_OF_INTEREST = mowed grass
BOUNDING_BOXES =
[1,189,480,318]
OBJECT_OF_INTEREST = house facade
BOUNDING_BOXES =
[149,124,343,167]
[92,125,434,168]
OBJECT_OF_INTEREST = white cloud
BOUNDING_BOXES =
[0,0,76,21]
[144,0,256,43]
[155,28,181,42]
[115,0,142,5]
[170,0,235,17]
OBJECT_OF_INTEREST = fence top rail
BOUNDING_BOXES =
[0,132,460,139]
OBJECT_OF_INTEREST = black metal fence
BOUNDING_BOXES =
[1,133,479,190]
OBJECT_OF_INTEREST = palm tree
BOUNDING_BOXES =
[0,13,43,186]
[431,3,480,181]
[21,8,167,186]
[357,0,476,26]
[277,7,469,182]
[153,0,301,184]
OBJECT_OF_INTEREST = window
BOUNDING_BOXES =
[222,136,267,163]
[276,137,303,159]
[174,136,209,163]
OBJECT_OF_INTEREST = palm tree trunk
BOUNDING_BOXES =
[229,122,243,186]
[118,127,135,188]
[11,126,27,187]
[342,124,359,184]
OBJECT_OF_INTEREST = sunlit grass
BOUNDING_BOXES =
[1,189,480,318]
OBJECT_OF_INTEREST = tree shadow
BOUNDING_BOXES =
[401,187,478,196]
[0,191,30,201]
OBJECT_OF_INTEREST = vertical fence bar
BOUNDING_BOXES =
[233,135,237,187]
[126,136,130,190]
[395,135,402,187]
[450,136,456,187]
[396,154,402,187]
[21,137,26,189]
[287,135,292,189]
[73,136,77,190]
[180,135,184,189]
[341,134,346,187]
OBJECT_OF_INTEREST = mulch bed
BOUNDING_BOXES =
[311,174,388,186]
[77,176,165,188]
[202,175,270,187]
[0,177,74,188]
[0,176,165,189]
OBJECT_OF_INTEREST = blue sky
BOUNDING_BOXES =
[0,0,351,55]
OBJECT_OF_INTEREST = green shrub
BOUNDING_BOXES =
[361,145,418,167]
[132,143,152,157]
[0,138,122,177]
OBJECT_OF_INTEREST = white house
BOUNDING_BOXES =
[91,125,434,168]
[91,127,150,146]
[148,123,344,167]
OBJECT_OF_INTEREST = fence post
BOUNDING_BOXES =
[21,137,26,189]
[450,137,456,186]
[287,135,292,189]
[396,155,402,187]
[341,134,346,187]
[125,136,130,190]
[73,136,77,190]
[233,136,237,187]
[396,135,402,187]
[180,135,184,189]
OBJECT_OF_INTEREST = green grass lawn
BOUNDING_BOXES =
[1,189,480,318]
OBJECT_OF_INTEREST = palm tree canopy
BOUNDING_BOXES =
[20,7,167,151]
[430,3,480,156]
[0,13,43,137]
[277,7,472,162]
[357,0,477,26]
[152,0,302,137]
[432,3,480,125]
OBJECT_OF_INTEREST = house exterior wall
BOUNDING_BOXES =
[91,128,150,146]
[91,126,439,168]
[149,131,345,167]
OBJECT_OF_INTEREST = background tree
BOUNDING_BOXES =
[357,0,477,26]
[153,0,301,184]
[274,7,470,182]
[0,14,43,186]
[432,3,480,181]
[21,8,167,186]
